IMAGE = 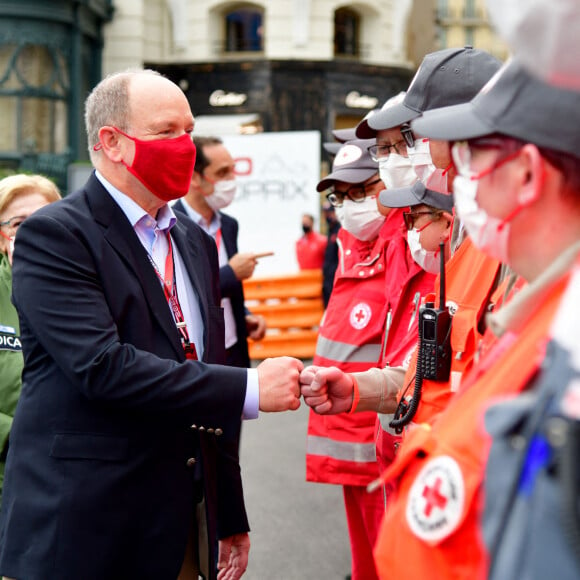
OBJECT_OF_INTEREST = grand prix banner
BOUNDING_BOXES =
[222,131,321,276]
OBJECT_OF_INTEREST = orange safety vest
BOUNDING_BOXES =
[398,237,501,428]
[373,272,569,580]
[477,273,527,364]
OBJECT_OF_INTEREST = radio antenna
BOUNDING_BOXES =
[439,241,446,312]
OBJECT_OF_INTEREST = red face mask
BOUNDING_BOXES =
[113,127,196,202]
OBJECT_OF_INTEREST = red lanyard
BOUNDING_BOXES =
[150,233,198,360]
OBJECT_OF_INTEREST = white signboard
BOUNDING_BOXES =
[222,131,322,276]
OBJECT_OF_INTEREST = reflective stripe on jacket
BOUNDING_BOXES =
[306,214,400,487]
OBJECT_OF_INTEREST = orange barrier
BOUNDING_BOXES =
[243,270,324,360]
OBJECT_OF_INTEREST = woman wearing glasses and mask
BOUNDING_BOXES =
[0,174,60,506]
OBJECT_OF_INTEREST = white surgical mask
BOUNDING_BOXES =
[337,197,385,241]
[453,175,510,263]
[205,179,237,211]
[425,168,450,194]
[407,139,450,193]
[408,139,436,183]
[379,154,417,190]
[407,227,441,274]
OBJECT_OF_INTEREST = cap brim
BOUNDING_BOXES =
[317,168,377,192]
[368,103,421,131]
[323,142,342,155]
[379,186,418,208]
[380,181,455,212]
[332,127,358,143]
[355,119,376,139]
[411,102,495,141]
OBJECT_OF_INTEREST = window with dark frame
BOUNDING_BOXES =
[334,8,360,57]
[225,8,264,52]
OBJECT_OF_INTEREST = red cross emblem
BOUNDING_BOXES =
[406,455,465,542]
[421,477,448,516]
[350,302,371,329]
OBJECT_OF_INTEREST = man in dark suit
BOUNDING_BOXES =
[173,136,266,369]
[0,69,302,580]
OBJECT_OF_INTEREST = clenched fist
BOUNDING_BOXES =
[257,356,303,412]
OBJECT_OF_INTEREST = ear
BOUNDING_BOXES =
[189,171,204,192]
[441,211,453,239]
[97,126,125,163]
[517,144,546,206]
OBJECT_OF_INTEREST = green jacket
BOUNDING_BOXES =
[0,252,23,504]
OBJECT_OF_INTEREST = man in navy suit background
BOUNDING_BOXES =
[173,136,267,369]
[0,69,302,580]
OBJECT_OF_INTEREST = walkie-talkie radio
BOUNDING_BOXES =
[389,242,452,433]
[418,242,452,381]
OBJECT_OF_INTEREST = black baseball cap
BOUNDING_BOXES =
[411,58,580,159]
[379,181,454,212]
[317,139,378,191]
[357,46,502,137]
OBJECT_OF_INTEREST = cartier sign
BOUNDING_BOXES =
[345,91,379,109]
[209,90,248,107]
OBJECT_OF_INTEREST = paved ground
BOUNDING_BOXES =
[240,400,352,579]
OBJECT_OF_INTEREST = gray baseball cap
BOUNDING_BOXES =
[332,127,358,143]
[323,142,342,155]
[317,139,378,191]
[379,181,454,212]
[324,126,359,156]
[411,58,580,159]
[356,93,406,138]
[358,46,502,136]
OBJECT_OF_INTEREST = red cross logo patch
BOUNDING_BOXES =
[406,455,465,542]
[349,302,372,330]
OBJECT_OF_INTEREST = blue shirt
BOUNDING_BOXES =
[96,172,258,419]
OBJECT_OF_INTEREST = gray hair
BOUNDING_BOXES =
[84,68,161,160]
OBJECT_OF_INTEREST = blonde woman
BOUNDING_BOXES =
[0,174,60,505]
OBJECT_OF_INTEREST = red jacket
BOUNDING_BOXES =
[306,210,404,486]
[374,222,436,472]
[296,231,327,269]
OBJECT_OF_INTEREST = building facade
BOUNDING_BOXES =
[0,0,113,190]
[102,1,431,144]
[0,0,508,191]
[435,0,509,59]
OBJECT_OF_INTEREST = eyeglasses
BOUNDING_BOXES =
[400,124,415,149]
[0,215,27,235]
[367,140,408,162]
[325,178,382,207]
[403,210,443,231]
[452,138,523,179]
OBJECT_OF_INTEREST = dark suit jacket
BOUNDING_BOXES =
[0,173,249,580]
[173,202,250,368]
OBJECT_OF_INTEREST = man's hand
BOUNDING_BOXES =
[229,253,257,281]
[218,532,250,580]
[257,357,303,412]
[246,314,266,341]
[300,365,354,415]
